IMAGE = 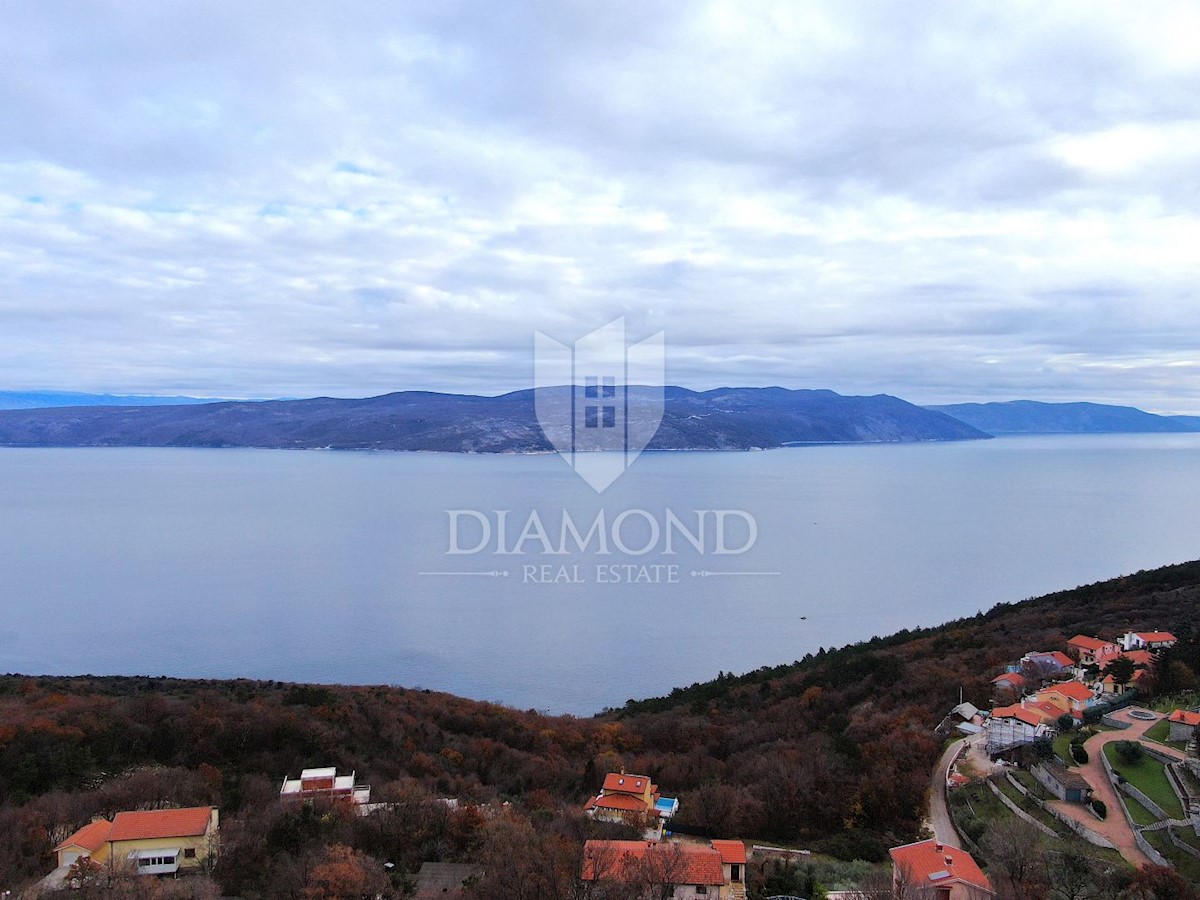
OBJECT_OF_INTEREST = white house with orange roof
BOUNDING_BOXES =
[53,807,219,875]
[889,839,995,898]
[1120,630,1177,652]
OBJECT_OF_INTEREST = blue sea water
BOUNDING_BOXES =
[2,434,1199,714]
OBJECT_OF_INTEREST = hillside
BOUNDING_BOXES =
[930,399,1200,434]
[0,391,226,410]
[1,562,1197,896]
[0,387,987,451]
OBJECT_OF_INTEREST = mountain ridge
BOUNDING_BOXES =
[929,399,1200,434]
[0,386,988,451]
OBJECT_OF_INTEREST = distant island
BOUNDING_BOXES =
[928,399,1200,435]
[0,386,986,451]
[4,390,1200,451]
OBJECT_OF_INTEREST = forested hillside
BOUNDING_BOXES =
[1,562,1198,897]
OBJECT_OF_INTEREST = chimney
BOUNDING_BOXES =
[934,842,943,852]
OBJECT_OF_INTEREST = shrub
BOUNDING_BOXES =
[814,829,887,863]
[1070,743,1089,764]
[1115,740,1143,765]
[1090,799,1107,819]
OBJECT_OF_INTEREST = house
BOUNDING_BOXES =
[1168,710,1200,743]
[889,839,994,898]
[1021,651,1074,673]
[991,672,1027,694]
[584,772,678,836]
[280,767,370,805]
[581,840,727,898]
[1032,762,1093,803]
[1034,682,1096,718]
[1066,636,1121,668]
[1098,650,1155,694]
[1120,631,1177,652]
[709,840,747,890]
[986,705,1050,755]
[54,807,219,875]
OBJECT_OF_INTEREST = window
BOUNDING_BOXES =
[695,888,707,896]
[183,848,196,859]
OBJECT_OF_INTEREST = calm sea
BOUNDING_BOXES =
[2,434,1199,714]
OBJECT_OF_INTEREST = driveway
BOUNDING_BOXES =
[1048,707,1169,869]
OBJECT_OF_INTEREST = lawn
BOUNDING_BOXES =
[1121,794,1161,827]
[1142,718,1189,750]
[1052,732,1077,766]
[994,776,1072,837]
[1142,827,1200,881]
[1103,744,1185,820]
[1012,770,1053,802]
[1173,825,1200,853]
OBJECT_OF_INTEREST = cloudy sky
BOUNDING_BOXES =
[2,2,1200,409]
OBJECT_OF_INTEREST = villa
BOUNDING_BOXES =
[54,807,219,875]
[584,772,678,837]
[279,767,371,806]
[1120,631,1177,652]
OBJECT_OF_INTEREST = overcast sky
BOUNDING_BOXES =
[2,2,1199,410]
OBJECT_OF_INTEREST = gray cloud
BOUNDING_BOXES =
[2,1,1200,410]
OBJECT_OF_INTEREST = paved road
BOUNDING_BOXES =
[930,736,968,848]
[1048,708,1170,869]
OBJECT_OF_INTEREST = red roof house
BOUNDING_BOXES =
[581,840,725,889]
[709,839,748,886]
[1067,635,1122,666]
[1168,709,1200,742]
[583,772,678,834]
[890,839,994,897]
[53,807,219,873]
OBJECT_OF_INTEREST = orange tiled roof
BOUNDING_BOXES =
[589,793,648,812]
[581,840,724,885]
[992,673,1026,687]
[1134,631,1177,643]
[1026,700,1070,722]
[1169,710,1200,727]
[890,839,992,893]
[992,704,1044,727]
[108,807,213,842]
[710,840,747,865]
[1068,635,1116,652]
[54,820,111,853]
[1043,681,1093,701]
[602,773,655,795]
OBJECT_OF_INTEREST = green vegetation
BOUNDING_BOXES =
[1053,732,1077,765]
[1144,717,1190,750]
[1121,793,1161,827]
[1143,827,1200,882]
[1104,744,1185,819]
[993,775,1072,837]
